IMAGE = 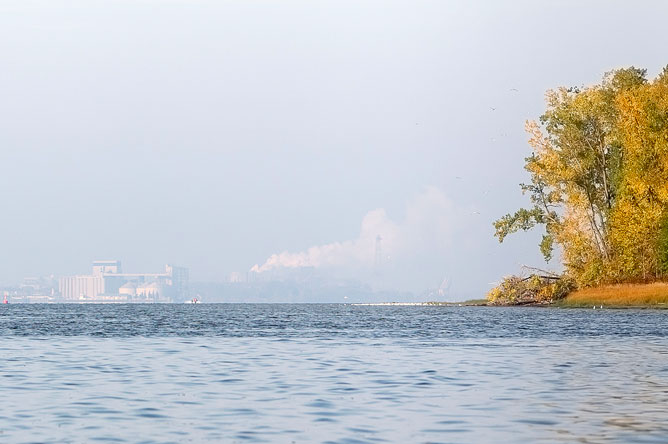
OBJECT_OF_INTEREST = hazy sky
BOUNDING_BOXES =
[1,1,667,297]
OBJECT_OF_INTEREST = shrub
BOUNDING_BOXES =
[487,274,575,305]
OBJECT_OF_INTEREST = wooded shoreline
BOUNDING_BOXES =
[487,66,668,308]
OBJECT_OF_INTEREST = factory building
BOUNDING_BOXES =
[58,260,189,303]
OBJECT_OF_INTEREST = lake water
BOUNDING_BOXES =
[1,304,667,443]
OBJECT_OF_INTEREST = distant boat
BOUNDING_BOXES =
[2,294,7,304]
[185,297,201,304]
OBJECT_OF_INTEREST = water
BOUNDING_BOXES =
[1,305,668,443]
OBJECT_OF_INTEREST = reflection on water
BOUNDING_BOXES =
[0,305,667,443]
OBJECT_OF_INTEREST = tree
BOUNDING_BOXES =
[494,67,655,286]
[609,69,668,281]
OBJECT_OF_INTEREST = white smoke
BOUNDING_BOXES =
[250,186,455,278]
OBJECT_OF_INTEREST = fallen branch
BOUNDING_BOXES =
[520,265,561,278]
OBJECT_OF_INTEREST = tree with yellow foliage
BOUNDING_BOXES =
[494,67,668,288]
[610,68,668,281]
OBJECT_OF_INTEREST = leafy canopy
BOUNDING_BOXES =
[495,67,668,286]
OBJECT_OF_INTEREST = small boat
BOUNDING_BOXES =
[185,297,201,304]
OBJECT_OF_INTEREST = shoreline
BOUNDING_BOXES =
[352,301,668,309]
[357,283,668,309]
[352,300,488,307]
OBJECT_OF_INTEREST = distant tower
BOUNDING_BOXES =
[374,235,382,269]
[438,277,450,298]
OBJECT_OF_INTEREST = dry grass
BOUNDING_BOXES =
[562,282,668,307]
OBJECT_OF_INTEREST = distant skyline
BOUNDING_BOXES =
[1,1,667,299]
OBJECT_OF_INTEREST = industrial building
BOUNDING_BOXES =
[58,260,189,303]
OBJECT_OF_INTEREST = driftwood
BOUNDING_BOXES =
[520,275,560,282]
[488,272,574,306]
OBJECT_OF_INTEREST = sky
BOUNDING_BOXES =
[1,0,667,299]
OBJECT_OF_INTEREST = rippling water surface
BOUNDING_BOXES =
[1,304,667,443]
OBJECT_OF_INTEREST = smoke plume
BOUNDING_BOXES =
[250,187,456,285]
